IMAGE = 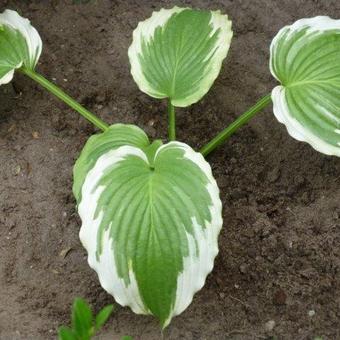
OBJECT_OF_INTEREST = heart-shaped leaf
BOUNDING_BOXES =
[73,124,222,327]
[0,9,42,85]
[270,16,340,156]
[128,7,233,107]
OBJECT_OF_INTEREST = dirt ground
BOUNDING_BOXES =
[0,0,339,339]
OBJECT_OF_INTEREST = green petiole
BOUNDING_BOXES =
[167,100,176,141]
[20,67,109,132]
[21,63,271,155]
[200,93,272,156]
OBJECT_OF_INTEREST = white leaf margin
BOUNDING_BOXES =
[128,7,184,101]
[0,9,42,84]
[78,142,223,327]
[270,16,340,156]
[128,6,233,107]
[167,142,222,327]
[0,68,16,86]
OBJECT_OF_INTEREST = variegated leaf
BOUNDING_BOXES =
[73,124,222,327]
[0,9,42,85]
[270,16,340,156]
[128,7,233,107]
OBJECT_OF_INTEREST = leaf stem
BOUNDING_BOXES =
[20,67,109,131]
[168,100,176,141]
[200,93,272,156]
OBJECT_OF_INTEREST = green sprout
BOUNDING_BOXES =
[58,298,114,340]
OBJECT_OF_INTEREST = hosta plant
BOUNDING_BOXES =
[1,7,340,329]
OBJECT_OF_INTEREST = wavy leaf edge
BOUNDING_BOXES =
[0,9,42,84]
[128,6,233,107]
[270,16,340,156]
[74,124,223,327]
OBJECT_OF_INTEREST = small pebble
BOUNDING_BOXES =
[308,310,315,317]
[265,320,276,332]
[14,165,21,175]
[239,263,248,274]
[32,131,39,139]
[148,119,155,127]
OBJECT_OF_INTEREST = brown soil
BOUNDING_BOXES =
[0,0,339,339]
